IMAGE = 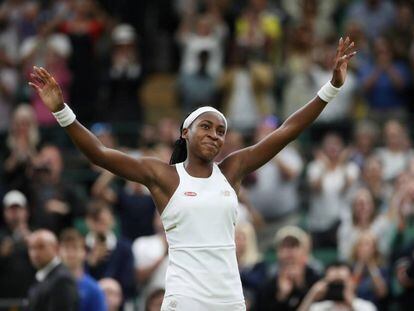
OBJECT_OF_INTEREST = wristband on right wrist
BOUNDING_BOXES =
[317,81,341,103]
[52,103,76,127]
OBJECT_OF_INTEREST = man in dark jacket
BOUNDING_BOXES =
[27,229,79,311]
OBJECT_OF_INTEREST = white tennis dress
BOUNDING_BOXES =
[160,162,246,310]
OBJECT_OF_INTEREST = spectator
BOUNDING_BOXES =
[307,133,359,248]
[29,144,85,234]
[357,156,392,209]
[27,229,79,311]
[359,37,411,120]
[349,120,380,169]
[101,23,144,123]
[99,278,123,311]
[85,200,135,299]
[351,231,389,308]
[375,119,413,182]
[298,261,376,311]
[247,116,303,251]
[4,104,39,194]
[256,226,321,310]
[0,190,35,299]
[59,228,107,311]
[338,188,394,261]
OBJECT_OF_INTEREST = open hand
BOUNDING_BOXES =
[331,37,357,87]
[28,66,65,112]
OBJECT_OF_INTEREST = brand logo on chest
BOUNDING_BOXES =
[184,191,197,196]
[221,190,231,196]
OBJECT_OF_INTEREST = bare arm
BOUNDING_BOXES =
[223,37,356,181]
[28,66,164,187]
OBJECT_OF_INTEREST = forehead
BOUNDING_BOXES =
[193,112,226,127]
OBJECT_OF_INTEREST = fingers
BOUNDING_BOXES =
[28,82,41,92]
[337,36,355,57]
[29,73,44,86]
[34,66,52,84]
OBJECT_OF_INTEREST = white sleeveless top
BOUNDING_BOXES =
[160,162,244,303]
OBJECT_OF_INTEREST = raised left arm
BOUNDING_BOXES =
[223,37,356,182]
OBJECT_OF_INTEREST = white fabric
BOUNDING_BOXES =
[160,162,244,305]
[307,160,360,231]
[309,298,377,311]
[35,257,61,282]
[317,81,341,103]
[52,103,76,127]
[183,106,227,131]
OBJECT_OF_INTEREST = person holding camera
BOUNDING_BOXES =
[298,261,376,311]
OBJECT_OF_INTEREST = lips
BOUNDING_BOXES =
[203,142,218,149]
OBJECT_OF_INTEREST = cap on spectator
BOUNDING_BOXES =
[3,190,27,208]
[112,24,136,45]
[274,226,310,250]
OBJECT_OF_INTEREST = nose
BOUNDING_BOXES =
[207,130,219,140]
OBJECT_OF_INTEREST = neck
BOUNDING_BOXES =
[184,157,214,178]
[70,265,84,279]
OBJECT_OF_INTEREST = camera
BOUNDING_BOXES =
[97,233,107,243]
[324,281,345,302]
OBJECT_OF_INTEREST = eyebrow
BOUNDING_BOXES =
[199,119,226,129]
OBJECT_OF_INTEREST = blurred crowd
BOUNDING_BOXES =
[0,0,414,310]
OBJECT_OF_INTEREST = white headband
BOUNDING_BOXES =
[182,106,227,132]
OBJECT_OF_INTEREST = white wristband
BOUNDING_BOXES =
[52,103,76,127]
[317,81,341,103]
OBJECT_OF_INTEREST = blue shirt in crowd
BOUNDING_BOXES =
[78,273,107,311]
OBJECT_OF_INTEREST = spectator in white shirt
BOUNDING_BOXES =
[307,133,359,248]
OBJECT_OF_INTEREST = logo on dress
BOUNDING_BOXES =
[221,190,231,196]
[184,191,197,196]
[168,299,177,310]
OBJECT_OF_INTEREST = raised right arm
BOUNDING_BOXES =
[28,66,163,187]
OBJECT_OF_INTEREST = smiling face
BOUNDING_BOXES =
[183,112,226,162]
